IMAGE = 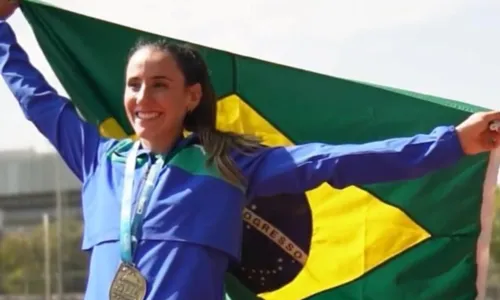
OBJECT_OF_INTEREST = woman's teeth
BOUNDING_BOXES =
[136,112,160,120]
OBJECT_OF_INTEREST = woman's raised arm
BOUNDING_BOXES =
[0,20,109,182]
[238,126,465,198]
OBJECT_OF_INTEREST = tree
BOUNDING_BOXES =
[0,231,34,294]
[0,217,88,294]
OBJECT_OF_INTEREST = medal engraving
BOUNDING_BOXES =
[109,263,147,300]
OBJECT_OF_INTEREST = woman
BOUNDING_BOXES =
[1,2,499,300]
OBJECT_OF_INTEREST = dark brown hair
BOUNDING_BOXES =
[128,38,262,186]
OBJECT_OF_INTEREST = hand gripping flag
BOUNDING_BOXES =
[20,1,498,299]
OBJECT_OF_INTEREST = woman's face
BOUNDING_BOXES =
[124,47,200,141]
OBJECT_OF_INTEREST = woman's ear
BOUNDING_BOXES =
[186,83,202,112]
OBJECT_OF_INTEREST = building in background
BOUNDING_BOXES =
[0,149,82,233]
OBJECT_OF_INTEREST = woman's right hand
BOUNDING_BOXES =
[0,0,18,20]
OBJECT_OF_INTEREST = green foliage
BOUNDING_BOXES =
[0,218,88,294]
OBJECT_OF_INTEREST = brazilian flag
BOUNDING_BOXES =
[20,1,498,299]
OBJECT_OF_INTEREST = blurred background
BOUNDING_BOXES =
[0,151,87,300]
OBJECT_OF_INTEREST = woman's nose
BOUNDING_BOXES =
[135,86,149,104]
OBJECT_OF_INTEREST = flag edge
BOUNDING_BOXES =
[22,0,492,114]
[476,149,499,300]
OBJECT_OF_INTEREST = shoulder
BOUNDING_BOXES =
[231,144,276,176]
[170,143,219,177]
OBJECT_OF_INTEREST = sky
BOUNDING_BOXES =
[0,0,499,152]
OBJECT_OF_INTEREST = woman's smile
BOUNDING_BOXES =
[135,111,162,120]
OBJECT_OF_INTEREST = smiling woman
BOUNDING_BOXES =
[124,41,198,152]
[1,1,500,300]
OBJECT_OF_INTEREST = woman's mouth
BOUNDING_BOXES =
[135,111,161,120]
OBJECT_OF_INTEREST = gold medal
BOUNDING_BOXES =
[109,262,147,300]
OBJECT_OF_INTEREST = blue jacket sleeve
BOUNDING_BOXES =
[237,125,465,198]
[0,21,107,182]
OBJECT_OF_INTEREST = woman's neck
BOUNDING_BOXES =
[140,134,182,155]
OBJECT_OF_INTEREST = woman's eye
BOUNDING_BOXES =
[127,82,141,91]
[153,82,168,88]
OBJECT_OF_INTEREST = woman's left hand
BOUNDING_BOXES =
[0,0,17,20]
[456,111,500,155]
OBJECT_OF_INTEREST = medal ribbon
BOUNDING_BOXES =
[120,141,164,264]
[119,137,192,265]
